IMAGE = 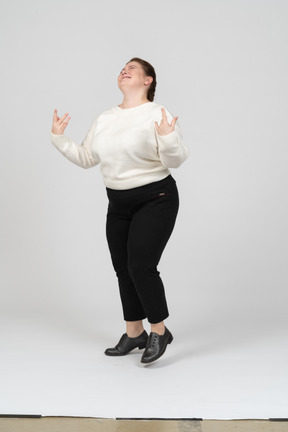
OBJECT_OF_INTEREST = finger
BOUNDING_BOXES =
[161,107,167,119]
[53,109,58,121]
[63,116,71,124]
[60,113,69,122]
[155,121,159,130]
[171,116,178,128]
[59,113,69,124]
[61,116,71,129]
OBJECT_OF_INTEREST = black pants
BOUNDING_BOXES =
[105,174,179,324]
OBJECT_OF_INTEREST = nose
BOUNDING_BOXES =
[121,67,129,76]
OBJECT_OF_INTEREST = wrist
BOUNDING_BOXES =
[51,130,64,136]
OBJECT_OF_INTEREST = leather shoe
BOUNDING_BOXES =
[141,327,173,364]
[105,330,148,356]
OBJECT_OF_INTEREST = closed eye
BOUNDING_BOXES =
[120,65,136,73]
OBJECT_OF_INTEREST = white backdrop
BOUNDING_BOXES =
[0,0,287,418]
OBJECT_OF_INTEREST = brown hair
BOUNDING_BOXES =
[127,57,157,102]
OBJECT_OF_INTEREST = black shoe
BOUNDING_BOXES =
[141,327,173,364]
[104,330,148,356]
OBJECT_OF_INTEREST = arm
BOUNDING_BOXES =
[50,109,100,169]
[155,107,189,168]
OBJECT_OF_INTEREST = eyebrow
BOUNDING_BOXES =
[120,65,137,72]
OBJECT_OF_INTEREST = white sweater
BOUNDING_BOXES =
[50,101,189,190]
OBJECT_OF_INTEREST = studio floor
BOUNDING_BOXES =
[1,418,288,432]
[0,307,287,420]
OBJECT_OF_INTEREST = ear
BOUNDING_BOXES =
[144,76,153,86]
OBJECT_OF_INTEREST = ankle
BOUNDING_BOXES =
[126,321,144,338]
[151,322,165,335]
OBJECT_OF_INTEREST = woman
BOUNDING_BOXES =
[51,57,189,364]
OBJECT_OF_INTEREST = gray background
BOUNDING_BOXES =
[0,0,287,417]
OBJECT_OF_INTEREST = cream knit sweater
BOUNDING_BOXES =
[50,101,189,190]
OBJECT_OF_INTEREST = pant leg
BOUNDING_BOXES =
[106,207,147,321]
[127,178,179,323]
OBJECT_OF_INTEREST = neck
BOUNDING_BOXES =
[119,93,150,109]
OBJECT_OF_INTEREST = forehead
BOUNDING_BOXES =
[122,61,140,69]
[126,61,139,66]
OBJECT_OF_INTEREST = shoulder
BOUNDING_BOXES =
[99,106,118,117]
[150,101,165,111]
[150,102,175,120]
[90,106,116,125]
[146,101,170,114]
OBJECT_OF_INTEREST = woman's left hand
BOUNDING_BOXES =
[155,108,178,136]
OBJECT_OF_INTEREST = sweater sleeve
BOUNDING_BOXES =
[155,107,189,168]
[50,117,100,169]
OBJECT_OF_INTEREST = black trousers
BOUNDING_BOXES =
[105,174,179,324]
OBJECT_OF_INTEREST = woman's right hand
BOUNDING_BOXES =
[51,109,71,135]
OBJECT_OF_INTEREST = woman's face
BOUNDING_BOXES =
[118,61,152,94]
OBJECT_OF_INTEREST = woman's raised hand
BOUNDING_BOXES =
[51,109,71,135]
[155,108,178,136]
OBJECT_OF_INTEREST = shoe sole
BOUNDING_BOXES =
[105,342,147,356]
